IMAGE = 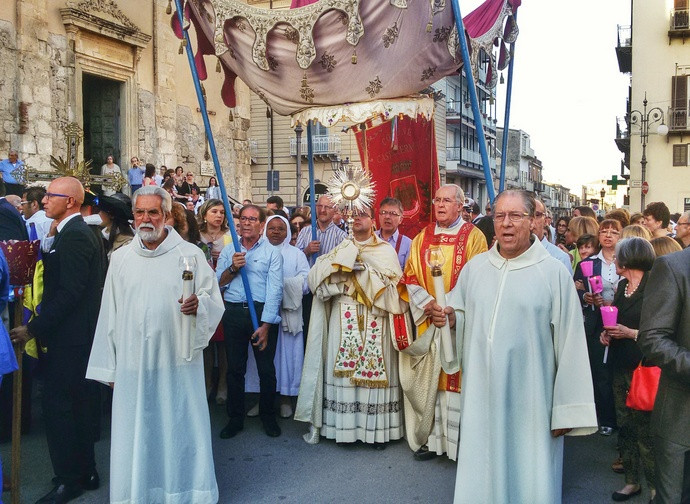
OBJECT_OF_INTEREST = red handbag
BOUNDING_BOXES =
[626,363,661,411]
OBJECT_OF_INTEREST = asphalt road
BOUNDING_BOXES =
[1,392,652,503]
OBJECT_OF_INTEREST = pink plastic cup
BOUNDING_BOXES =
[580,261,593,277]
[600,306,618,327]
[589,275,603,294]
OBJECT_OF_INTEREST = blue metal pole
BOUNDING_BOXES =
[174,0,258,331]
[499,11,517,193]
[307,120,318,245]
[450,0,496,203]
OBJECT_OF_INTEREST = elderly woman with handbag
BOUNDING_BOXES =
[600,237,657,502]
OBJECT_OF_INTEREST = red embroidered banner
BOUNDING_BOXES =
[355,115,440,239]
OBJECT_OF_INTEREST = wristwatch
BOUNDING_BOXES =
[228,264,237,274]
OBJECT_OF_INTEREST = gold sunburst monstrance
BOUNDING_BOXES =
[326,164,375,241]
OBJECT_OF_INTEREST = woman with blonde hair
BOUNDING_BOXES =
[558,216,599,269]
[629,212,644,225]
[621,224,652,241]
[650,236,682,257]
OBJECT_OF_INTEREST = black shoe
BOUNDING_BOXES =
[612,487,642,501]
[220,421,243,439]
[81,470,100,491]
[413,445,438,461]
[35,483,83,504]
[371,442,386,450]
[262,417,281,438]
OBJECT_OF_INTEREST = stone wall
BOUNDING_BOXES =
[0,0,251,197]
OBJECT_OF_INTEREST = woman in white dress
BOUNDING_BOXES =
[246,215,310,418]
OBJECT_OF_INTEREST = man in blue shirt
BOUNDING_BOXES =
[0,149,25,196]
[127,156,144,194]
[216,204,283,439]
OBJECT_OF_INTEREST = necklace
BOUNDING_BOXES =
[204,229,222,243]
[624,281,639,298]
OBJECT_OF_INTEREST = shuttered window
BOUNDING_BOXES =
[673,144,688,166]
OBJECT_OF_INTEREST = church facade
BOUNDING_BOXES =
[0,0,251,198]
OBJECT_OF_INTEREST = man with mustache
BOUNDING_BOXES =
[85,186,225,503]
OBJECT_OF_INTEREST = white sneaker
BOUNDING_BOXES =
[280,403,293,418]
[246,403,259,417]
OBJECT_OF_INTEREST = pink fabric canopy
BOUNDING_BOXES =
[173,0,519,117]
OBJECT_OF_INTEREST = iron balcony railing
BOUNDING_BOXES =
[290,135,341,156]
[670,8,690,30]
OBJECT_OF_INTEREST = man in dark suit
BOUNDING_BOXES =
[11,176,105,504]
[639,247,690,504]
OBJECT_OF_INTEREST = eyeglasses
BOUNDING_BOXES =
[433,197,457,205]
[676,222,690,227]
[239,216,259,223]
[134,208,162,218]
[599,229,620,236]
[493,212,529,223]
[44,192,72,200]
[379,210,401,217]
[20,200,29,205]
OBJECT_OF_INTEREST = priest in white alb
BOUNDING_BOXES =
[433,190,597,504]
[86,186,225,504]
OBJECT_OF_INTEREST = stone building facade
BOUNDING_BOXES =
[0,0,251,199]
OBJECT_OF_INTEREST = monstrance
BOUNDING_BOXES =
[326,163,375,242]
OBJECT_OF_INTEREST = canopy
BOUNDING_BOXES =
[173,0,519,117]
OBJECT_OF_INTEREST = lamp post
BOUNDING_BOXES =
[630,92,668,211]
[600,188,606,213]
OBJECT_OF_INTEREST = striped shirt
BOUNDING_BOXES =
[296,222,347,261]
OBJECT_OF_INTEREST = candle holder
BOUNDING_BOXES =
[179,256,198,359]
[424,247,454,360]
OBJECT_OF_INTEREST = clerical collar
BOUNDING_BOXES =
[439,215,464,229]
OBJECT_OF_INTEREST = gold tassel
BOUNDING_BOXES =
[216,59,222,73]
[426,21,433,33]
[178,40,184,54]
[166,0,172,15]
[351,50,357,64]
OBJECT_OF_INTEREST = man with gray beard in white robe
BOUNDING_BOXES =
[433,190,597,504]
[86,186,225,504]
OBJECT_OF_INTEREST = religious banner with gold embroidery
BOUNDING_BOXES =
[354,115,439,239]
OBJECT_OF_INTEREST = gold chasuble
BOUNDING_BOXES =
[400,222,487,391]
[395,221,487,455]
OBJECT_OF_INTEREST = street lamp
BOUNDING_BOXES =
[600,188,606,212]
[630,92,668,210]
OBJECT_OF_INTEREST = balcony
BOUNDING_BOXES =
[290,135,341,157]
[446,147,497,178]
[669,8,690,40]
[614,116,630,154]
[446,100,497,134]
[616,25,631,73]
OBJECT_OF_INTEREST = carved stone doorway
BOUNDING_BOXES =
[82,74,122,174]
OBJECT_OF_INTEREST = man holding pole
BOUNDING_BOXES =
[217,204,283,439]
[396,184,487,461]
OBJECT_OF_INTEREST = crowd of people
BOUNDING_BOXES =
[0,156,688,504]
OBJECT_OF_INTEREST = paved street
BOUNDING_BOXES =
[2,392,649,503]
